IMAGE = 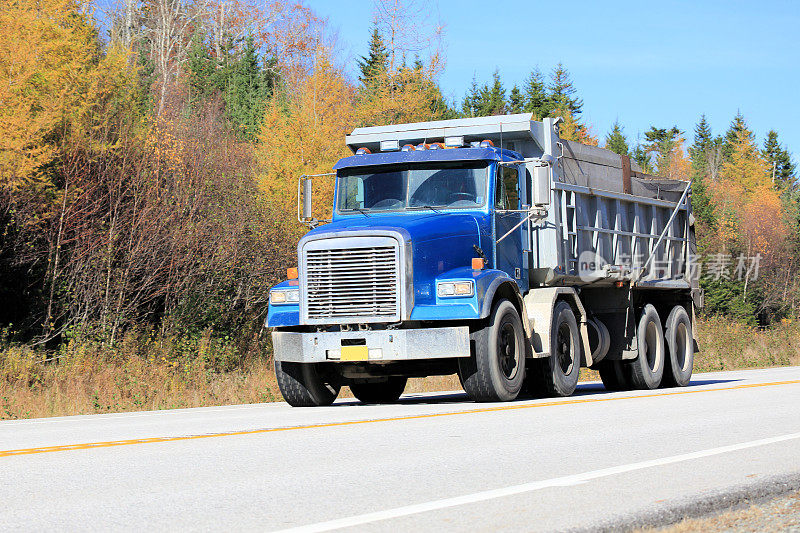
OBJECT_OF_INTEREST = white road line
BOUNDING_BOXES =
[273,432,800,533]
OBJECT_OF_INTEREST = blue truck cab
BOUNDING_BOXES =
[267,115,699,406]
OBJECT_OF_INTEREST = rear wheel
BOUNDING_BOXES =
[350,377,408,404]
[275,361,340,407]
[458,299,525,402]
[662,305,694,387]
[527,300,581,397]
[626,304,665,390]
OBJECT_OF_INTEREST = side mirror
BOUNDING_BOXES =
[298,175,314,224]
[527,162,551,206]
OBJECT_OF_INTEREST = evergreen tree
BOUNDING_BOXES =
[632,143,653,174]
[461,75,480,117]
[224,36,275,140]
[548,63,582,115]
[604,120,629,155]
[508,85,524,114]
[476,69,506,116]
[643,125,682,175]
[689,115,717,226]
[186,34,216,106]
[522,68,549,118]
[357,24,388,85]
[723,111,752,161]
[763,130,796,188]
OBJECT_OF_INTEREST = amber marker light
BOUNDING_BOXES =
[471,257,485,270]
[287,267,299,280]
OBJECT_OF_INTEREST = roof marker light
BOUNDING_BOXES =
[416,143,428,150]
[445,136,464,148]
[401,144,416,152]
[479,139,494,148]
[428,142,445,150]
[355,147,371,155]
[380,139,400,151]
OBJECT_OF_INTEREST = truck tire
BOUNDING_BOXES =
[527,300,581,397]
[626,304,665,389]
[458,299,525,402]
[350,377,408,404]
[662,305,694,387]
[275,361,340,407]
[598,360,631,391]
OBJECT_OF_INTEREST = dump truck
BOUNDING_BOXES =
[266,114,701,406]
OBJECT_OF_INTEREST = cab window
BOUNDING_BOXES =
[494,165,520,210]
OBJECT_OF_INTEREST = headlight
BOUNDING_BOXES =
[437,280,474,298]
[270,289,299,305]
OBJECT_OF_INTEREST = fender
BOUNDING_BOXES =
[479,273,534,353]
[523,287,593,366]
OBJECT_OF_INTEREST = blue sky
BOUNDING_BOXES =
[313,0,800,158]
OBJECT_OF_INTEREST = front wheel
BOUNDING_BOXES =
[350,377,408,404]
[275,361,340,407]
[458,299,525,402]
[527,300,581,397]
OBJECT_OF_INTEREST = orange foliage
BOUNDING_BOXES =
[556,107,598,146]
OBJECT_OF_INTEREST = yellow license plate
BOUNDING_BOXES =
[340,345,369,361]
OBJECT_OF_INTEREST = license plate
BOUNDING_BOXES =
[340,345,369,361]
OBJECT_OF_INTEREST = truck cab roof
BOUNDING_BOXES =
[332,146,522,172]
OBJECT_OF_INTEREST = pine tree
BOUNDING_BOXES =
[632,144,653,174]
[644,126,682,175]
[604,120,629,156]
[477,69,506,116]
[508,85,524,114]
[461,75,480,117]
[225,36,275,140]
[186,34,216,106]
[763,130,796,188]
[357,24,388,86]
[723,111,752,161]
[522,68,549,118]
[689,115,717,226]
[548,62,582,115]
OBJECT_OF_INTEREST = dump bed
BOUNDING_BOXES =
[346,114,695,290]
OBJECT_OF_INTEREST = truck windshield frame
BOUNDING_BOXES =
[336,161,490,214]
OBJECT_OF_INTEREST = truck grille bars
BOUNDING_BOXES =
[302,237,401,324]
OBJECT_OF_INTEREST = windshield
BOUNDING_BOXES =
[337,161,489,212]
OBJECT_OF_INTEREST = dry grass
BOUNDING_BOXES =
[2,316,800,420]
[645,491,800,532]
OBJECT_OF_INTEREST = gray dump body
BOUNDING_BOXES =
[347,114,696,293]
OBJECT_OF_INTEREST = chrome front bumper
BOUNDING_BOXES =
[272,327,471,363]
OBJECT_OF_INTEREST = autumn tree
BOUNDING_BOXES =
[0,0,97,187]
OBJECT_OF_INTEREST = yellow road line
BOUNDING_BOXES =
[2,379,799,459]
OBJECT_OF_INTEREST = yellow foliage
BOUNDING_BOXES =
[720,129,771,192]
[353,65,449,127]
[555,107,598,146]
[257,49,354,222]
[0,0,98,187]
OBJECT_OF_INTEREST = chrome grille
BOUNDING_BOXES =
[303,241,400,322]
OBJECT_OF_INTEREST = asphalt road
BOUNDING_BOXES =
[2,366,800,532]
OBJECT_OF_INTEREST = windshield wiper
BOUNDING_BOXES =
[409,205,442,213]
[350,207,371,217]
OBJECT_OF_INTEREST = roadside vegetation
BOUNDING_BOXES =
[0,0,798,418]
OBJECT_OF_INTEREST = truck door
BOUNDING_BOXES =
[494,164,528,291]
